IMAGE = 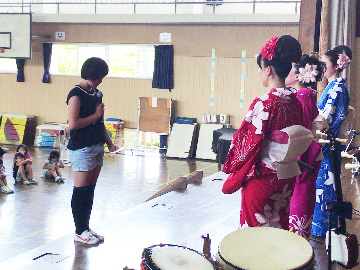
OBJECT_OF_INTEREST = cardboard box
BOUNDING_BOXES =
[34,124,66,148]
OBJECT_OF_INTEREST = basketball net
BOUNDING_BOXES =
[0,48,4,53]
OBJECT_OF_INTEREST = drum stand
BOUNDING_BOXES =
[325,201,355,269]
[323,129,359,270]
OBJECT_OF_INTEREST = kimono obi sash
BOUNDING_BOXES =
[260,125,313,179]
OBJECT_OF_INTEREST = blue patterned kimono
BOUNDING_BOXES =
[311,77,350,237]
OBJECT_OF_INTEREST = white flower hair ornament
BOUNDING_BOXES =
[298,63,319,84]
[337,52,351,69]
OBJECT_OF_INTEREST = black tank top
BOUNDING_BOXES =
[66,85,105,150]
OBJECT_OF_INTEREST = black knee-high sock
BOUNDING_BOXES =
[85,184,96,231]
[71,186,92,235]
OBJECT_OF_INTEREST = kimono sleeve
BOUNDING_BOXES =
[222,98,269,194]
[320,85,348,137]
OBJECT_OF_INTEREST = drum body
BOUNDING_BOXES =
[141,244,219,270]
[216,227,315,270]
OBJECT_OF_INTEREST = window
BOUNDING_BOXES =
[0,58,17,73]
[50,43,155,79]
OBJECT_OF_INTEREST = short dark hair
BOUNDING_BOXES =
[257,35,302,79]
[0,158,3,165]
[49,150,60,160]
[324,45,352,72]
[81,57,109,81]
[294,53,324,89]
[16,144,28,153]
[0,147,6,156]
[15,152,25,160]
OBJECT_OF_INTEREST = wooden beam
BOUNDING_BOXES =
[356,0,360,37]
[186,170,203,184]
[298,0,318,54]
[317,0,331,97]
[145,170,204,201]
[145,176,188,202]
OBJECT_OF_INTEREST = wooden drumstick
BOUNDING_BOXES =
[345,163,360,169]
[316,130,327,136]
[336,138,348,144]
[318,139,330,144]
[341,152,356,159]
[316,130,347,144]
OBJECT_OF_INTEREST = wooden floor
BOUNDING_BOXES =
[0,146,360,270]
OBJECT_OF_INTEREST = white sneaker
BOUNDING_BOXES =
[23,179,32,185]
[30,179,38,184]
[55,176,61,182]
[0,186,6,193]
[74,230,100,245]
[59,176,65,183]
[4,186,13,194]
[89,228,104,241]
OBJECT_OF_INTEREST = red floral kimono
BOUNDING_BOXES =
[223,88,310,230]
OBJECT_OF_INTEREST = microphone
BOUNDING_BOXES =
[96,90,104,123]
[96,90,103,104]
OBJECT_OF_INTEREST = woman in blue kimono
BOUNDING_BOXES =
[311,45,352,237]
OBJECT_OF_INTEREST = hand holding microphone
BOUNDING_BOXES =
[96,90,103,104]
[96,90,105,122]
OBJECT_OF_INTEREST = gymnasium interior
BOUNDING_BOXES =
[1,0,360,269]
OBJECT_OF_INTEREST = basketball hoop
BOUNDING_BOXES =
[0,48,4,53]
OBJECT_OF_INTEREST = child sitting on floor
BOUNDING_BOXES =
[13,144,37,184]
[14,152,37,185]
[43,150,65,183]
[0,158,14,194]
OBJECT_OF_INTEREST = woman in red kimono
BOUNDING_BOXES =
[222,35,313,230]
[285,54,325,239]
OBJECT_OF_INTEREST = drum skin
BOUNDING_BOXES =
[216,227,315,270]
[141,244,219,270]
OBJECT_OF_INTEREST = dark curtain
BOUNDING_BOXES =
[16,59,25,82]
[152,45,174,92]
[42,42,52,83]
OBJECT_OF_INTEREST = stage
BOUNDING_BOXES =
[0,171,240,269]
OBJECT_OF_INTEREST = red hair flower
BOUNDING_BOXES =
[261,36,279,61]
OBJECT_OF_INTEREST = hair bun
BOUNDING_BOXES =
[275,35,302,63]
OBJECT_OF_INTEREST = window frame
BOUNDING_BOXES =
[50,42,155,80]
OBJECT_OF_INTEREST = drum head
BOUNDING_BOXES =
[217,227,314,270]
[142,244,217,270]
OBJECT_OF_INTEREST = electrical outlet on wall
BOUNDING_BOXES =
[55,32,65,40]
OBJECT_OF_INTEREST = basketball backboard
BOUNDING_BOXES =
[0,13,32,59]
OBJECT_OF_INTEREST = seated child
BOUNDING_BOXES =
[0,146,7,158]
[14,152,37,185]
[43,150,65,182]
[13,144,37,184]
[0,158,14,194]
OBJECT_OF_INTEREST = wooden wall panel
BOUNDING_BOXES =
[350,37,360,145]
[0,23,299,130]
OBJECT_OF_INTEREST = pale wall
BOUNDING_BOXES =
[1,23,300,129]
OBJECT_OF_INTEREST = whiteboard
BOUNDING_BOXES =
[166,123,197,159]
[196,124,223,160]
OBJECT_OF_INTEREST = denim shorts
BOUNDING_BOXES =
[69,143,104,172]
